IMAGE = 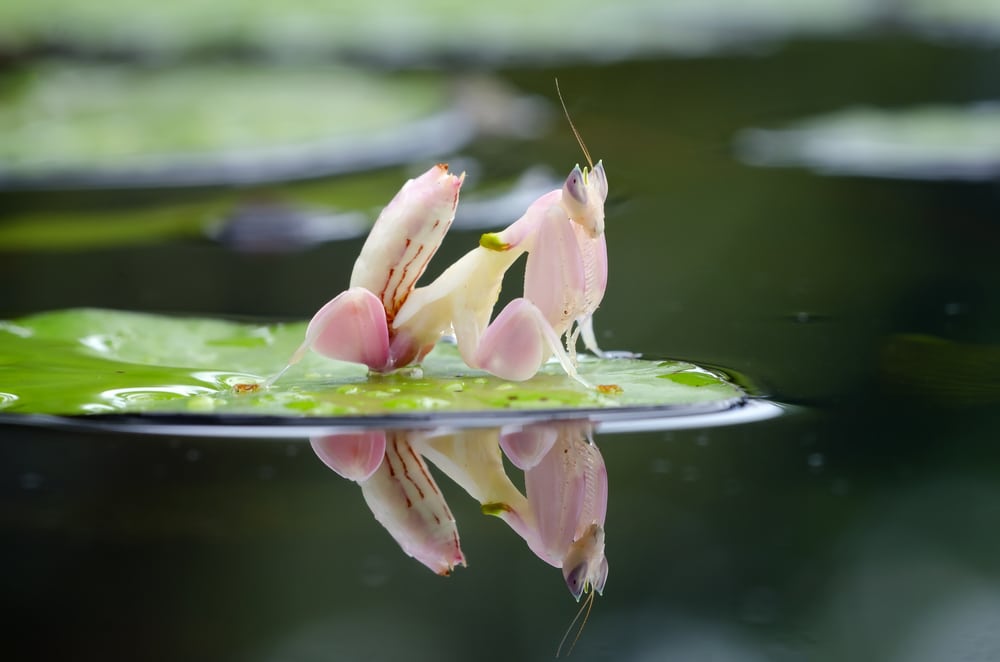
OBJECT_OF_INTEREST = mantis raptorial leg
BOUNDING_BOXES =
[265,164,464,386]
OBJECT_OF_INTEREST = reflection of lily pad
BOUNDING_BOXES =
[736,104,1000,180]
[0,63,465,189]
[0,309,744,419]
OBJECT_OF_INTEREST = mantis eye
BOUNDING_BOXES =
[563,165,588,205]
[561,163,605,237]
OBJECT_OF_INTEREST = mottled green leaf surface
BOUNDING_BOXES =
[0,309,742,416]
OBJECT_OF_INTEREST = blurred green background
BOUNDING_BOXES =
[3,1,1000,660]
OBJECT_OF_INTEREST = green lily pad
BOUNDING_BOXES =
[902,0,1000,43]
[0,309,744,418]
[0,62,459,189]
[0,167,402,252]
[0,0,879,62]
[736,104,1000,180]
[7,0,1000,63]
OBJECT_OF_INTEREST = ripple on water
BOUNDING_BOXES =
[189,371,264,388]
[99,385,217,408]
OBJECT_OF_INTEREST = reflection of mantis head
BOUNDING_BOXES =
[562,161,608,239]
[558,522,608,656]
[561,522,609,601]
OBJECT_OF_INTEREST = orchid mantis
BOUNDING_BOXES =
[263,82,613,388]
[269,155,610,388]
[392,159,609,385]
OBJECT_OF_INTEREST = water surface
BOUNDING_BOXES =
[3,36,1000,662]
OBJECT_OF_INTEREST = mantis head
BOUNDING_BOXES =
[561,522,609,601]
[562,160,608,239]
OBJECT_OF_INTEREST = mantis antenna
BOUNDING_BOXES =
[555,78,594,171]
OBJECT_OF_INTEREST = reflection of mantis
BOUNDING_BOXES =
[310,421,608,652]
[271,94,611,387]
[495,422,608,656]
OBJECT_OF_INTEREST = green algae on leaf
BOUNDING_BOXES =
[660,371,724,387]
[0,309,743,417]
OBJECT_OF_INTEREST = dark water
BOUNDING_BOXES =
[3,38,1000,661]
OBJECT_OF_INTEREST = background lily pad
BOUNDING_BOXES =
[736,103,1000,180]
[902,0,1000,43]
[0,309,745,418]
[0,62,468,189]
[0,0,880,62]
[0,166,556,253]
[7,0,1000,63]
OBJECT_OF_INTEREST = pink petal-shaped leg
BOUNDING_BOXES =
[472,298,588,385]
[300,287,391,371]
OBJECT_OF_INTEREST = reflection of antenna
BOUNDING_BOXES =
[556,589,596,658]
[555,78,594,170]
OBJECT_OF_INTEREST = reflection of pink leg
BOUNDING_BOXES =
[310,432,386,482]
[473,298,587,385]
[297,287,391,371]
[362,433,466,576]
[500,423,558,470]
